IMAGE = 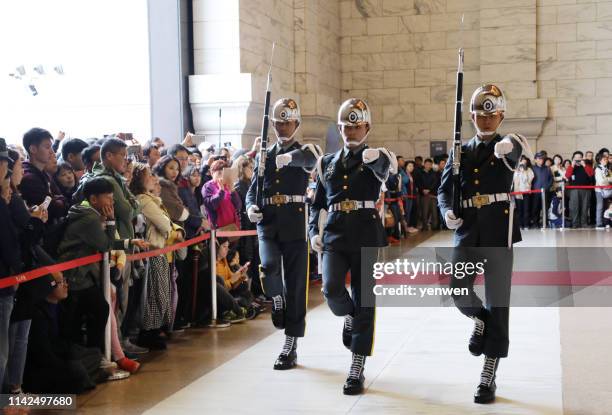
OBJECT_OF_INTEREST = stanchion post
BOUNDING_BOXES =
[561,182,565,231]
[207,230,225,328]
[191,248,199,323]
[541,187,546,230]
[102,252,111,362]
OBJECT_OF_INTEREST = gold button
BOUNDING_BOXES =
[474,168,479,173]
[275,179,280,183]
[372,214,376,219]
[343,175,348,179]
[276,192,280,195]
[276,168,279,172]
[474,180,479,185]
[299,208,303,212]
[343,185,348,190]
[359,168,364,171]
[490,161,494,166]
[504,209,509,214]
[476,192,480,196]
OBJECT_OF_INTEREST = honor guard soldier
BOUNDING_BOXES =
[309,98,397,395]
[246,98,322,370]
[438,84,529,404]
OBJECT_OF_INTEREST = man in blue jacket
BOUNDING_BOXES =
[531,152,553,228]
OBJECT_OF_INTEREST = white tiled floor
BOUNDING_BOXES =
[146,229,597,415]
[146,304,562,415]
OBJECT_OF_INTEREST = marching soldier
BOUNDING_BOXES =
[438,84,526,404]
[246,98,322,370]
[309,98,397,395]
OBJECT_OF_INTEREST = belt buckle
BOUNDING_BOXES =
[340,200,357,212]
[471,195,489,209]
[271,195,287,205]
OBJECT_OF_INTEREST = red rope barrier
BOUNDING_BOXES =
[0,228,261,289]
[0,253,103,289]
[566,185,612,190]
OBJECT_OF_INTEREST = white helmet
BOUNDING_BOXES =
[337,98,371,148]
[271,98,301,142]
[470,84,506,136]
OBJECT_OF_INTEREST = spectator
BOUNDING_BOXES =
[19,128,68,223]
[594,152,611,229]
[178,164,208,239]
[0,139,23,394]
[130,164,180,349]
[93,138,140,340]
[153,155,189,224]
[82,144,101,174]
[551,154,565,191]
[6,147,64,394]
[175,163,209,329]
[149,137,166,153]
[24,277,109,394]
[143,142,161,168]
[403,161,419,234]
[233,156,263,299]
[202,160,241,231]
[585,151,594,163]
[419,158,439,231]
[60,138,88,180]
[565,151,594,228]
[215,238,249,322]
[57,178,146,355]
[531,152,553,228]
[54,161,77,201]
[514,156,534,230]
[384,172,403,243]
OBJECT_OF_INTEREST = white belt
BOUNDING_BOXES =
[462,193,510,209]
[263,194,306,206]
[328,200,376,213]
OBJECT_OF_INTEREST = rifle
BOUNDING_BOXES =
[255,42,276,208]
[452,47,464,218]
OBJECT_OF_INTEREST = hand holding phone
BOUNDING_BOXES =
[40,196,52,210]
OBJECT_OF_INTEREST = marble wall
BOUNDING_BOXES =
[191,0,611,157]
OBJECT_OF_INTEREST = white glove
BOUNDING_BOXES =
[494,137,514,159]
[247,205,263,223]
[362,148,380,164]
[444,210,463,230]
[311,235,324,253]
[275,153,292,169]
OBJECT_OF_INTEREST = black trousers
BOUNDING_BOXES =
[322,249,376,356]
[258,237,309,337]
[450,247,512,358]
[64,286,110,353]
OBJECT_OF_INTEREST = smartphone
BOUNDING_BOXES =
[40,196,52,210]
[127,144,142,160]
[191,134,207,146]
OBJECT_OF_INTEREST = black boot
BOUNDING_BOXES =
[469,312,486,356]
[273,336,297,370]
[271,295,285,329]
[342,315,353,350]
[343,354,366,395]
[474,356,499,404]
